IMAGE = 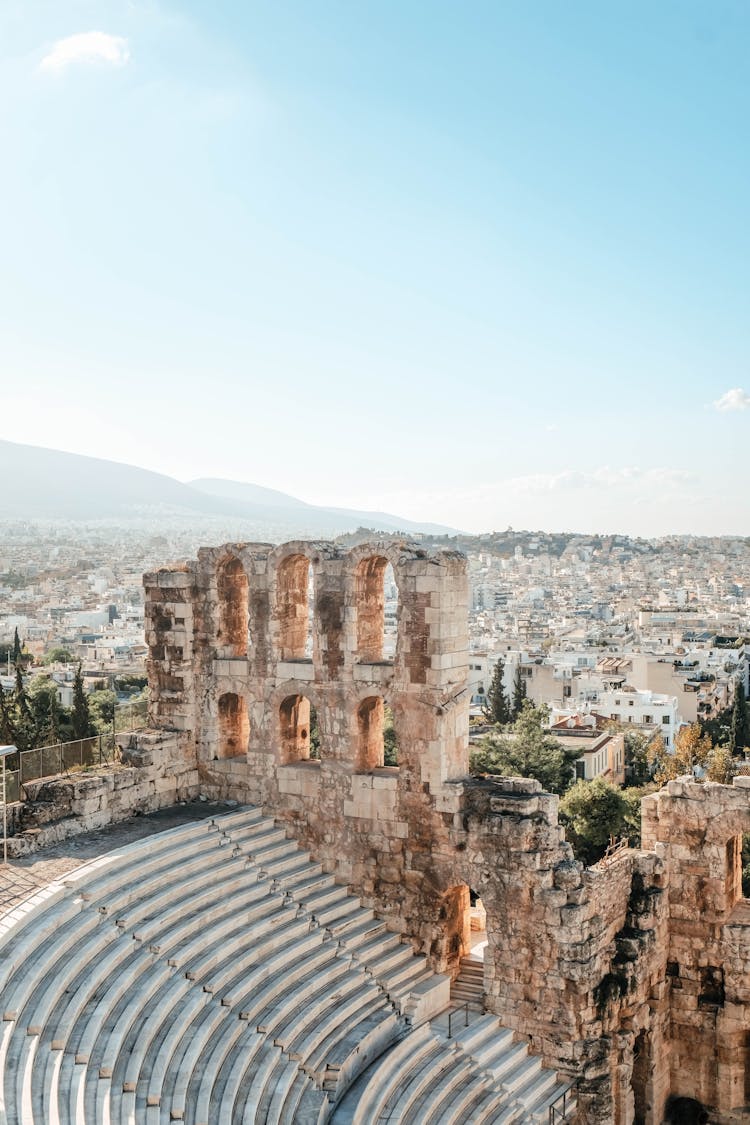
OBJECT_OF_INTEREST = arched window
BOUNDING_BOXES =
[727,835,743,910]
[217,558,249,658]
[355,556,397,663]
[356,697,399,770]
[279,694,316,764]
[217,693,248,759]
[277,555,312,661]
[382,562,398,659]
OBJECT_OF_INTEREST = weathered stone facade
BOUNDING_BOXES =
[143,540,750,1124]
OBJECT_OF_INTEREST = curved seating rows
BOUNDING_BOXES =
[0,805,574,1124]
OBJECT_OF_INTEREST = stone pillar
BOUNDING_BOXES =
[144,566,197,732]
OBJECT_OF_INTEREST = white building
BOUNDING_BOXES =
[597,687,679,748]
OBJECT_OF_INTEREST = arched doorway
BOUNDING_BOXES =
[217,693,248,759]
[436,884,487,979]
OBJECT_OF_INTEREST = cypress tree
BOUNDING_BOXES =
[511,664,527,721]
[12,665,33,751]
[71,664,93,740]
[0,681,16,745]
[483,659,510,725]
[14,665,30,721]
[730,681,749,754]
[12,628,21,664]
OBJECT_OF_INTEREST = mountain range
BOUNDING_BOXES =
[0,440,457,537]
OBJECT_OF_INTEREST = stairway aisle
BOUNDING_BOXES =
[450,957,485,1011]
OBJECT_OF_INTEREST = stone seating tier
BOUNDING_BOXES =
[0,805,574,1124]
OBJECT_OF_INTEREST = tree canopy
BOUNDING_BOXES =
[510,664,527,720]
[482,658,510,726]
[470,700,580,795]
[648,724,720,785]
[730,681,750,754]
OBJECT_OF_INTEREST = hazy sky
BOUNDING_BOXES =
[1,1,748,536]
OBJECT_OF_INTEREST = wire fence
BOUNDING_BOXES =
[0,700,149,804]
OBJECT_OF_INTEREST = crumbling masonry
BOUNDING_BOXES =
[144,540,750,1124]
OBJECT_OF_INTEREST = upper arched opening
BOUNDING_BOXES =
[355,556,398,662]
[277,554,313,662]
[217,557,249,658]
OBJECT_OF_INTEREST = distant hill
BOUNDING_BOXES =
[0,441,458,537]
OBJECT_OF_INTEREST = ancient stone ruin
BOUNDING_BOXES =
[136,539,750,1121]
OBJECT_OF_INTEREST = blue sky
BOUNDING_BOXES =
[1,1,748,535]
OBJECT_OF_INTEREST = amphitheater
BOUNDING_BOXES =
[1,539,750,1124]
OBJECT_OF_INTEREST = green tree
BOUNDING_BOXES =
[12,664,35,750]
[114,674,148,694]
[383,705,399,766]
[559,778,630,865]
[621,786,657,849]
[27,675,66,746]
[470,701,580,795]
[88,688,117,735]
[620,728,653,786]
[730,682,750,755]
[482,659,510,726]
[0,681,16,745]
[71,664,94,739]
[510,664,527,720]
[42,647,74,666]
[12,628,21,664]
[700,702,733,747]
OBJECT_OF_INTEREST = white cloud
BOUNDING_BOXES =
[713,387,750,413]
[39,32,130,74]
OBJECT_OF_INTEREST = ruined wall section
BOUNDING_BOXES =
[143,539,750,1124]
[641,777,750,1120]
[142,541,666,1122]
[144,565,199,734]
[144,542,471,893]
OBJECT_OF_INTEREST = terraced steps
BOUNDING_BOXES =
[450,957,485,1010]
[0,803,576,1124]
[0,806,445,1124]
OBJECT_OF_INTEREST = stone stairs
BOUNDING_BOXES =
[450,957,485,1011]
[332,1014,576,1124]
[0,804,575,1124]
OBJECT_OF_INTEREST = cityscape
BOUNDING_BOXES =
[2,2,749,1123]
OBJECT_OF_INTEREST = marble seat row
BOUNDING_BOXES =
[0,806,438,1125]
[341,1016,575,1125]
[0,804,574,1124]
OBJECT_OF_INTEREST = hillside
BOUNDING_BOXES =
[0,441,457,537]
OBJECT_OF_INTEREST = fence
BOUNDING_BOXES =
[0,727,144,805]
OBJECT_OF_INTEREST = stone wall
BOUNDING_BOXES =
[142,539,750,1124]
[642,778,750,1119]
[7,731,199,856]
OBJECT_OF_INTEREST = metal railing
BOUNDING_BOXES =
[446,1002,470,1038]
[0,728,146,805]
[549,1086,573,1122]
